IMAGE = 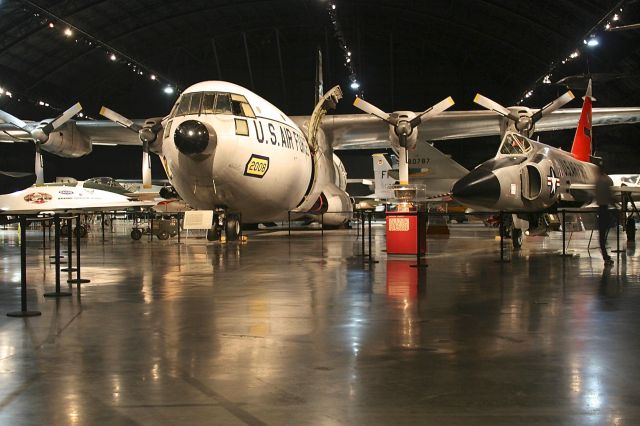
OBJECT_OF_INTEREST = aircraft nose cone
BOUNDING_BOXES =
[452,169,500,208]
[174,120,212,155]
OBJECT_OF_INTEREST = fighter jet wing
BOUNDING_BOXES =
[316,107,640,149]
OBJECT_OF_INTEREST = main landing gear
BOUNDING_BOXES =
[207,212,242,242]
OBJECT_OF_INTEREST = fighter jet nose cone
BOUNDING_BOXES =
[452,169,500,207]
[174,120,213,155]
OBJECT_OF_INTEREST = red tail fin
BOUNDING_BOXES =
[570,80,595,162]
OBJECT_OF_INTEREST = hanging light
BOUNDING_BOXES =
[163,86,174,94]
[64,28,73,37]
[109,53,117,61]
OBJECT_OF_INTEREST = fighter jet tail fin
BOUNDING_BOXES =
[570,79,594,162]
[372,154,394,193]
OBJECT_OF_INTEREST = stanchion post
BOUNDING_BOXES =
[177,213,182,244]
[411,210,428,269]
[368,211,372,263]
[361,211,365,257]
[62,217,76,273]
[101,212,105,243]
[68,215,90,286]
[7,216,42,317]
[562,210,566,256]
[41,220,46,250]
[288,211,291,238]
[44,214,71,298]
[321,213,324,237]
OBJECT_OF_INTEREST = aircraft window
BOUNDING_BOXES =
[235,118,249,136]
[176,93,192,116]
[202,92,215,114]
[188,92,203,115]
[227,94,255,118]
[214,93,232,114]
[231,100,244,116]
[500,134,525,155]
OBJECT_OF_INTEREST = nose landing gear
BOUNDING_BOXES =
[206,212,242,242]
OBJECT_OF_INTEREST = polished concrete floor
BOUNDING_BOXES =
[1,220,640,425]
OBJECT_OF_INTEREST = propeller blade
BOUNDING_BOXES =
[99,106,142,132]
[0,109,28,130]
[142,147,152,189]
[50,102,82,130]
[34,144,44,185]
[473,94,519,122]
[353,97,396,125]
[409,96,455,128]
[531,91,575,123]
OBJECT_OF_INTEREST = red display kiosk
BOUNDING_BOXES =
[385,210,427,255]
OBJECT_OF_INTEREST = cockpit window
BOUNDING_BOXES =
[176,93,192,116]
[171,91,255,117]
[499,133,532,155]
[214,93,232,114]
[202,93,216,114]
[188,92,203,115]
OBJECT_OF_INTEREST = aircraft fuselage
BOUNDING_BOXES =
[452,132,599,212]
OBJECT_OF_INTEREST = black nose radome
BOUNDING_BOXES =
[452,169,500,207]
[174,120,211,155]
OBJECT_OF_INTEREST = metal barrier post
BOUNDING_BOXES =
[562,210,566,256]
[68,215,90,286]
[288,211,291,238]
[177,213,182,244]
[101,212,105,243]
[44,214,71,298]
[412,211,428,269]
[361,211,365,257]
[7,216,42,317]
[62,217,76,273]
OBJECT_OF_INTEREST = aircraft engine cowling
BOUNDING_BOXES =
[38,122,92,158]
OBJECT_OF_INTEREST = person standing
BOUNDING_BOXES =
[595,166,615,265]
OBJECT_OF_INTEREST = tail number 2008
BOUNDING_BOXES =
[244,154,270,178]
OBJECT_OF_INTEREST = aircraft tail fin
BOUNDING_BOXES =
[372,154,394,195]
[409,142,469,180]
[570,79,594,162]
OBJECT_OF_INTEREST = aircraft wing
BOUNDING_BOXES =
[0,119,154,146]
[317,107,640,150]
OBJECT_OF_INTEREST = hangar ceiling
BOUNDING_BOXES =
[0,0,639,179]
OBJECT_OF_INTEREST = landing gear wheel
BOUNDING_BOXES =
[512,228,523,249]
[131,229,143,240]
[225,214,241,241]
[60,224,69,237]
[157,230,169,240]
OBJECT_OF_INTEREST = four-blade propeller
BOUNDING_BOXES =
[0,103,82,184]
[99,107,162,188]
[353,96,455,148]
[473,91,575,135]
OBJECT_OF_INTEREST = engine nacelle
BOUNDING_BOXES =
[40,122,92,158]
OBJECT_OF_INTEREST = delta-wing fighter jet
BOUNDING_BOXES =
[450,81,639,247]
